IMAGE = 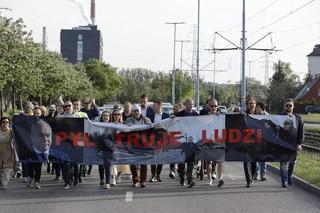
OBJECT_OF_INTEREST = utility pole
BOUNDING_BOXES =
[166,22,185,105]
[240,0,246,110]
[195,0,200,110]
[177,40,191,71]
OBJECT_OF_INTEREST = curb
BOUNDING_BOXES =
[267,163,320,198]
[305,121,320,124]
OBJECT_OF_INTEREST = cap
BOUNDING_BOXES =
[131,104,141,113]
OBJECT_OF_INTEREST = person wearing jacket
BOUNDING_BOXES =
[0,117,14,190]
[279,98,304,187]
[147,100,169,182]
[126,104,152,188]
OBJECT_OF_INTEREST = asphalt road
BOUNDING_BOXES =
[0,163,319,213]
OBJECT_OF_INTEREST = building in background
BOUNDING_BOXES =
[307,44,320,79]
[60,25,103,64]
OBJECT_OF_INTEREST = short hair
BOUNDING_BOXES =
[33,106,41,111]
[72,99,81,103]
[0,117,9,123]
[246,96,256,104]
[140,94,148,99]
[153,100,162,105]
[285,98,294,103]
[184,98,194,105]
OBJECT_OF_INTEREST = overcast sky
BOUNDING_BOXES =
[2,0,320,84]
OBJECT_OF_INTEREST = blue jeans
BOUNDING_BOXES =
[103,152,112,184]
[258,162,267,175]
[280,162,295,184]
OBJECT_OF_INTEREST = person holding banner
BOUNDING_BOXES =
[126,104,152,188]
[122,101,132,122]
[200,98,224,187]
[279,98,304,188]
[148,100,169,183]
[243,97,258,188]
[0,117,14,190]
[175,98,199,188]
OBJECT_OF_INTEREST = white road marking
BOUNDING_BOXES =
[227,174,244,181]
[125,191,133,202]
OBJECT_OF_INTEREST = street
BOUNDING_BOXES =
[0,163,319,213]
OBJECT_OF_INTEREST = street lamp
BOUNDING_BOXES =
[166,22,185,105]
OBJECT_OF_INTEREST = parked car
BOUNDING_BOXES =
[305,105,320,114]
[218,105,227,114]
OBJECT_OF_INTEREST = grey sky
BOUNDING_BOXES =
[2,0,320,84]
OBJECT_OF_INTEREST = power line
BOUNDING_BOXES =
[273,21,320,34]
[248,0,317,37]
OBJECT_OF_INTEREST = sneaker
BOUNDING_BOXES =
[100,180,105,186]
[212,172,217,180]
[282,182,287,188]
[23,177,28,183]
[217,179,224,187]
[169,171,175,179]
[34,182,41,189]
[208,179,213,186]
[246,182,253,188]
[104,184,110,189]
[149,176,157,182]
[79,177,83,183]
[54,176,60,181]
[111,179,117,186]
[132,183,139,188]
[64,184,70,190]
[73,180,78,186]
[157,176,162,182]
[140,183,146,188]
[179,178,185,186]
[188,181,195,188]
[26,178,32,187]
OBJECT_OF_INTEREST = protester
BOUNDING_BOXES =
[172,103,183,115]
[0,117,14,190]
[58,101,80,189]
[243,97,258,187]
[139,94,153,118]
[126,104,151,188]
[73,99,88,118]
[122,101,132,122]
[200,98,224,187]
[255,102,269,181]
[148,101,169,183]
[279,98,304,188]
[175,98,199,188]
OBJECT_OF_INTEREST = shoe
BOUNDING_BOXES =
[261,174,267,181]
[282,182,287,188]
[100,180,105,186]
[54,176,60,181]
[246,182,253,188]
[104,184,110,189]
[64,184,70,190]
[140,183,146,188]
[132,183,139,188]
[23,177,28,183]
[169,171,175,179]
[156,176,162,182]
[26,178,32,187]
[211,172,217,180]
[111,179,117,186]
[179,178,185,186]
[217,179,224,187]
[149,176,157,182]
[79,177,83,183]
[188,181,195,188]
[16,172,21,178]
[34,182,41,189]
[73,181,78,186]
[208,179,213,186]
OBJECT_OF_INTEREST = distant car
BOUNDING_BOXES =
[305,105,320,114]
[218,106,227,114]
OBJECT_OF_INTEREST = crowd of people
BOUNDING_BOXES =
[0,95,303,191]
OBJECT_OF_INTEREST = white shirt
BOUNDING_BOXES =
[154,112,162,123]
[141,107,147,117]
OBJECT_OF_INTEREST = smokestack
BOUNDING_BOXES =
[91,0,95,25]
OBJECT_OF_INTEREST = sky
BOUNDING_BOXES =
[1,0,320,84]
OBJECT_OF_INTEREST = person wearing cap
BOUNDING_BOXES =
[58,101,80,189]
[126,104,151,188]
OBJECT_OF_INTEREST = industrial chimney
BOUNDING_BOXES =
[91,0,95,25]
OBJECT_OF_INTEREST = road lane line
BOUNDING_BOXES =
[125,191,133,202]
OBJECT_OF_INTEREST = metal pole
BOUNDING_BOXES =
[180,41,183,71]
[240,0,246,110]
[213,51,217,99]
[166,22,185,105]
[196,0,200,110]
[0,90,3,118]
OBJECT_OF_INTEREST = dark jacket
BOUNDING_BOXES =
[175,109,199,117]
[281,113,304,145]
[141,106,153,118]
[180,142,198,162]
[81,107,99,120]
[148,112,169,123]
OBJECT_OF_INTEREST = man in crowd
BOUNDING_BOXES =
[140,94,153,118]
[147,100,169,182]
[280,98,304,187]
[126,104,152,188]
[175,98,199,188]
